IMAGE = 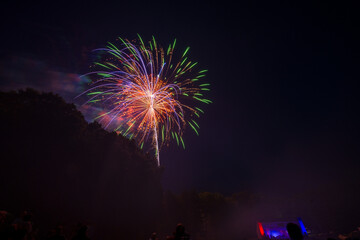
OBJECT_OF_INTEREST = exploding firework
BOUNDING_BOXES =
[81,35,211,166]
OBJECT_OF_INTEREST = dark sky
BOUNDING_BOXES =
[1,1,359,195]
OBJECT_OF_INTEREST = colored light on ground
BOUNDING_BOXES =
[297,218,307,235]
[258,222,265,236]
[270,231,281,237]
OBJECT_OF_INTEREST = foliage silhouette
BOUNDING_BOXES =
[0,89,162,239]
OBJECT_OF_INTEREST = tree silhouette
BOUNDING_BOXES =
[0,89,162,239]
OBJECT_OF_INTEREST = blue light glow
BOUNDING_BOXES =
[297,218,307,235]
[270,231,281,237]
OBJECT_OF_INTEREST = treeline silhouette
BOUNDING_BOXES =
[0,89,163,239]
[1,89,360,240]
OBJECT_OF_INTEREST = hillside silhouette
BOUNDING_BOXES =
[0,89,163,239]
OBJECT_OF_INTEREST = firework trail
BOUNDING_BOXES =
[80,35,211,166]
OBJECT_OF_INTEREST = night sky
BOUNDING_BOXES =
[1,1,359,196]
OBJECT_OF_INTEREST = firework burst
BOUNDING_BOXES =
[80,35,211,166]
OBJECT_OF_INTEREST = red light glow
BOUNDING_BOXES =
[258,222,265,236]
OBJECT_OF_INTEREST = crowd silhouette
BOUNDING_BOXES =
[1,210,194,240]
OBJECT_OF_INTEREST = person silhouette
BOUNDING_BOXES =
[72,225,90,240]
[173,223,190,240]
[286,223,303,240]
[49,225,66,240]
[149,232,159,240]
